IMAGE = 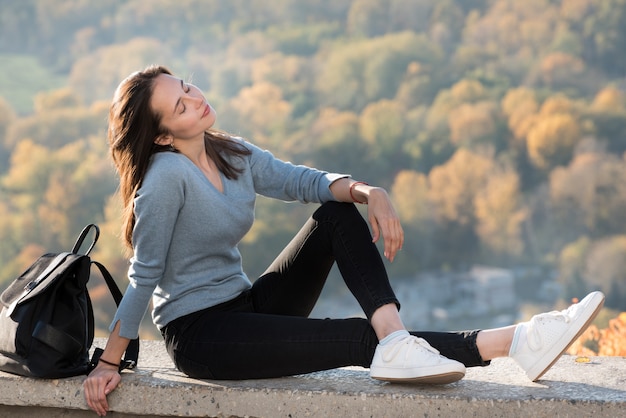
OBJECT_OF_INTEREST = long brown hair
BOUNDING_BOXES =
[108,65,250,249]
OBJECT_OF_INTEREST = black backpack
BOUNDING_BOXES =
[0,224,139,378]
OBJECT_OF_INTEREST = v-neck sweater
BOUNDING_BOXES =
[111,138,347,339]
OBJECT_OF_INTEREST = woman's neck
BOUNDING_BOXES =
[176,137,223,192]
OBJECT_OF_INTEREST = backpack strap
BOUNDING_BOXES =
[71,224,100,255]
[90,261,140,371]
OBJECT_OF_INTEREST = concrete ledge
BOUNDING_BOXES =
[1,338,625,417]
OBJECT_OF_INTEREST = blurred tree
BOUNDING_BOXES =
[474,167,527,258]
[0,0,38,53]
[0,96,16,137]
[585,236,626,308]
[0,97,16,171]
[250,53,315,118]
[558,236,592,298]
[591,86,625,111]
[266,22,342,56]
[501,87,538,142]
[316,32,442,111]
[586,87,626,154]
[4,102,107,149]
[93,193,128,275]
[3,0,626,311]
[428,148,494,226]
[1,135,115,268]
[211,64,249,100]
[69,37,173,104]
[527,112,581,170]
[305,107,372,180]
[346,0,388,37]
[448,100,501,149]
[395,62,439,109]
[549,24,583,57]
[359,99,406,161]
[37,138,117,245]
[538,94,580,118]
[449,79,488,103]
[389,169,438,273]
[392,169,430,225]
[228,81,292,150]
[429,0,465,49]
[34,0,121,70]
[2,139,51,197]
[559,0,594,22]
[33,87,81,112]
[347,0,436,37]
[390,0,434,34]
[538,52,586,91]
[427,149,495,264]
[550,152,626,237]
[577,0,626,78]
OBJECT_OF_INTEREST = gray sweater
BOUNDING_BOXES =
[111,138,346,339]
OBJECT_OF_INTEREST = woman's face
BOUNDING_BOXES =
[150,73,216,142]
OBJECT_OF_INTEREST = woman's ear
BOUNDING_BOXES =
[154,133,172,146]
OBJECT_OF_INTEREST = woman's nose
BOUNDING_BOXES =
[185,95,204,108]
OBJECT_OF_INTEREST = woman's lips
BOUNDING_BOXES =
[203,104,210,117]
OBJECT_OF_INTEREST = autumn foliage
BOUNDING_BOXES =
[1,0,626,334]
[568,312,626,357]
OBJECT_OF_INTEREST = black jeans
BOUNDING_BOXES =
[162,202,488,380]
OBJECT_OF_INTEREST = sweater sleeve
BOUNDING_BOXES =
[110,153,185,339]
[244,140,348,202]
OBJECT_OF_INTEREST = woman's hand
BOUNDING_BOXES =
[365,187,404,262]
[83,363,121,416]
[330,178,404,261]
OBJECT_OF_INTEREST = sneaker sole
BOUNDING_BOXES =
[527,291,605,381]
[372,371,465,385]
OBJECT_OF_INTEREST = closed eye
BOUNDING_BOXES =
[177,80,191,113]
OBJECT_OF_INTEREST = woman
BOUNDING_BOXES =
[84,65,604,416]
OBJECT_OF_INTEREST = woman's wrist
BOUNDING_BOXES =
[349,181,369,204]
[98,357,121,369]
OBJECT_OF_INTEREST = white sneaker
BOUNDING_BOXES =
[370,335,466,384]
[510,291,605,381]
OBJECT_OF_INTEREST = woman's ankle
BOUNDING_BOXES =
[370,303,406,340]
[476,326,516,360]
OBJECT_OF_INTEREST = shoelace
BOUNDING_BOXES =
[381,336,441,363]
[526,305,575,351]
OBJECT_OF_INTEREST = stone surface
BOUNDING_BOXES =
[0,338,624,417]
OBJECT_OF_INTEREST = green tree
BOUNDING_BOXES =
[4,101,108,149]
[316,32,442,111]
[586,87,626,154]
[359,100,407,178]
[346,0,388,37]
[577,0,626,77]
[69,37,173,104]
[558,236,592,298]
[33,88,81,112]
[306,108,370,178]
[0,97,16,170]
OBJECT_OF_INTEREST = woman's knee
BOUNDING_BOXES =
[314,201,363,224]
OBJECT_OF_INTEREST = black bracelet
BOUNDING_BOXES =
[99,357,121,368]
